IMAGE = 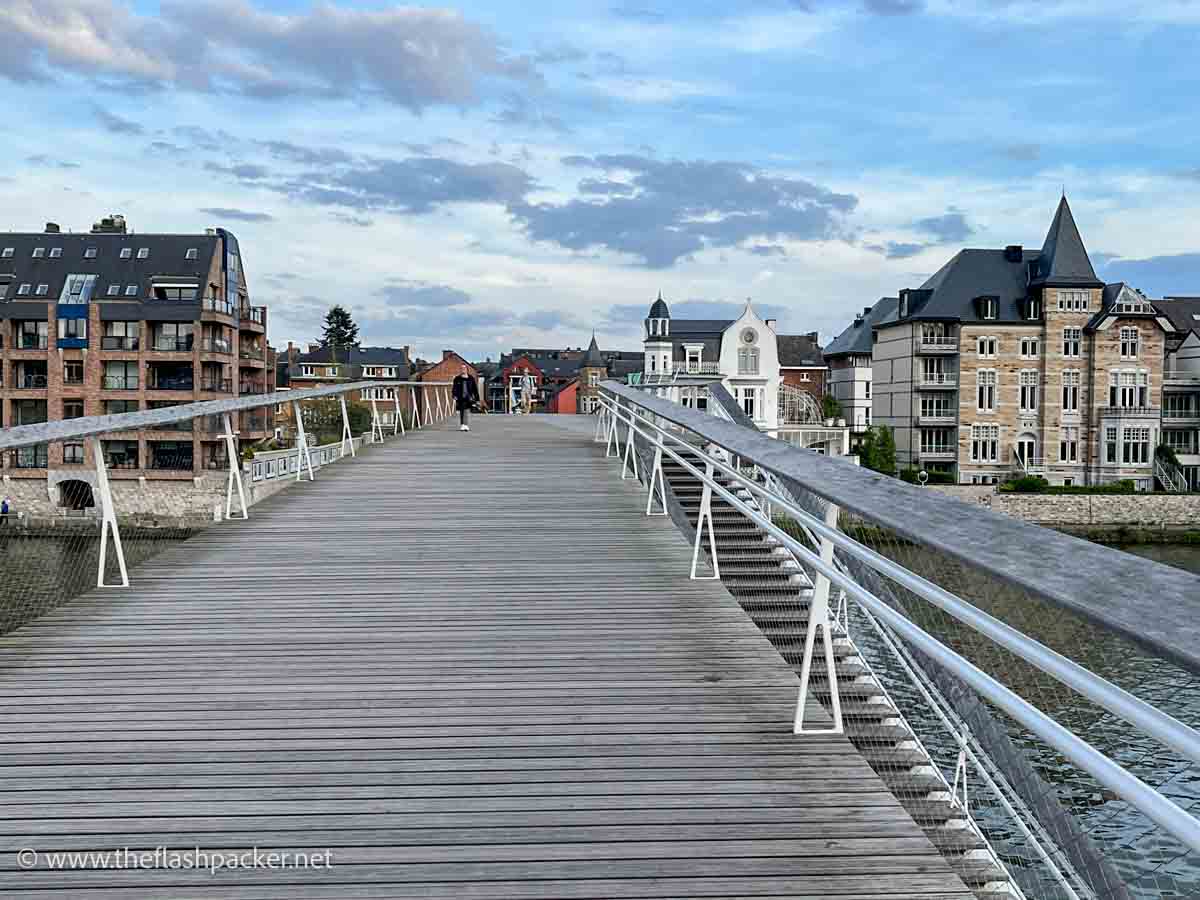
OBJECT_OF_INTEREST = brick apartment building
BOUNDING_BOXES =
[778,332,827,405]
[873,196,1176,488]
[276,343,413,434]
[0,214,271,505]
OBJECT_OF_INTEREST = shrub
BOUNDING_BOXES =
[1001,475,1051,493]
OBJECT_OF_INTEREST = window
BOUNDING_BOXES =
[103,361,139,390]
[63,400,85,419]
[186,248,199,260]
[1020,337,1039,358]
[120,247,133,260]
[1057,290,1090,312]
[976,369,996,412]
[84,247,97,259]
[980,297,997,319]
[0,283,7,300]
[59,273,98,304]
[62,443,85,464]
[971,424,999,463]
[301,365,317,377]
[1122,427,1150,464]
[685,347,702,372]
[154,284,198,301]
[105,400,138,415]
[137,248,150,259]
[1019,370,1039,413]
[153,323,193,351]
[737,347,760,375]
[864,381,871,400]
[1063,327,1081,357]
[1059,426,1079,463]
[63,362,84,385]
[35,283,49,296]
[124,285,138,296]
[1062,370,1080,413]
[106,284,120,296]
[976,336,997,358]
[49,247,62,259]
[1109,371,1149,408]
[57,318,87,341]
[920,428,953,454]
[1026,297,1042,319]
[799,372,811,382]
[741,387,758,418]
[1120,327,1139,359]
[16,283,30,296]
[921,395,951,418]
[32,247,45,258]
[589,372,600,386]
[1,247,12,258]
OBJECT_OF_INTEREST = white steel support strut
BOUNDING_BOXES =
[89,436,129,588]
[222,413,249,520]
[292,400,316,481]
[621,417,640,481]
[952,723,971,813]
[423,387,433,427]
[593,405,608,442]
[795,498,844,735]
[605,404,620,457]
[409,387,421,429]
[370,397,385,443]
[339,396,356,457]
[393,391,404,435]
[646,430,667,516]
[690,460,721,581]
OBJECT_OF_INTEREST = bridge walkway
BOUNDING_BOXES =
[0,415,970,898]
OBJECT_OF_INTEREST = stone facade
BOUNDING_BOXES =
[928,483,1200,529]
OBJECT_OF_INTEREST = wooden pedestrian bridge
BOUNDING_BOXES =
[2,379,1200,899]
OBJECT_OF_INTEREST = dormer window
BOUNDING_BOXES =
[1026,297,1042,320]
[84,247,98,259]
[49,247,62,258]
[32,247,45,258]
[186,248,199,260]
[1,248,12,258]
[899,295,909,318]
[137,248,149,259]
[17,283,31,295]
[125,285,138,296]
[978,297,998,320]
[120,248,133,260]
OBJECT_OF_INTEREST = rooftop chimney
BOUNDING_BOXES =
[863,305,873,315]
[442,349,453,360]
[307,342,320,353]
[765,318,777,331]
[807,331,819,341]
[205,227,217,236]
[1004,244,1023,263]
[44,222,60,234]
[91,214,127,234]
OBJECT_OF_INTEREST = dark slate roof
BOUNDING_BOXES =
[824,297,899,357]
[649,294,670,318]
[899,248,1039,323]
[1029,196,1103,288]
[291,345,411,379]
[538,358,583,379]
[777,333,824,367]
[0,231,222,303]
[608,358,643,378]
[1155,297,1200,336]
[581,334,605,367]
[670,319,731,336]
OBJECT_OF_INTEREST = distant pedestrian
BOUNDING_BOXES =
[1,497,8,527]
[452,365,479,432]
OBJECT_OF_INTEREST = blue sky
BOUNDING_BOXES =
[2,0,1198,359]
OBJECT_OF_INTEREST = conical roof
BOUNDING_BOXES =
[648,291,670,319]
[1032,195,1103,287]
[581,333,605,367]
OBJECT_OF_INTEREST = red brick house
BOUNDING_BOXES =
[778,332,827,405]
[546,378,579,414]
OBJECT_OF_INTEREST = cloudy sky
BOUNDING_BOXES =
[1,0,1197,360]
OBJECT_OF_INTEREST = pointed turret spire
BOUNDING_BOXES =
[1031,195,1103,287]
[582,331,605,367]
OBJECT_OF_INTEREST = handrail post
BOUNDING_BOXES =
[795,497,843,735]
[423,387,433,427]
[339,396,356,458]
[222,413,249,520]
[646,428,667,516]
[594,403,608,442]
[621,414,640,480]
[605,400,620,457]
[370,397,385,443]
[690,460,720,580]
[89,436,129,588]
[292,400,315,481]
[952,723,971,813]
[409,387,420,429]
[393,391,404,435]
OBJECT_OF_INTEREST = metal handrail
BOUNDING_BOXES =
[598,384,1200,856]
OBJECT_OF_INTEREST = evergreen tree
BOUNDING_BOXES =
[320,305,360,350]
[858,426,897,476]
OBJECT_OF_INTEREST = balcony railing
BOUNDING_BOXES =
[919,374,957,387]
[917,413,956,425]
[202,379,233,393]
[202,297,236,317]
[103,375,139,390]
[18,335,48,350]
[101,336,140,351]
[239,346,265,361]
[240,414,267,432]
[1163,408,1200,420]
[918,446,956,459]
[1163,371,1200,385]
[201,338,232,354]
[240,306,266,325]
[918,336,958,352]
[682,361,721,375]
[1100,406,1161,418]
[149,419,194,433]
[147,455,195,471]
[16,374,48,389]
[147,376,194,391]
[239,382,267,396]
[152,337,195,352]
[104,456,141,469]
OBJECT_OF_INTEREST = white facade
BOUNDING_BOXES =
[829,355,873,433]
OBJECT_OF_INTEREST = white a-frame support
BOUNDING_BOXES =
[409,387,421,429]
[89,436,129,588]
[795,498,844,735]
[951,723,971,813]
[423,388,433,427]
[689,460,720,580]
[621,419,640,480]
[645,431,667,516]
[393,391,405,435]
[370,397,385,443]
[222,413,249,520]
[605,404,620,457]
[593,404,608,442]
[339,396,356,458]
[293,400,316,481]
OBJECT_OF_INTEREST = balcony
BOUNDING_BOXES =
[917,412,956,425]
[918,336,958,353]
[681,361,721,375]
[200,338,232,354]
[240,305,265,325]
[152,337,195,353]
[918,447,957,461]
[1100,406,1160,418]
[147,454,195,472]
[150,419,194,433]
[1010,452,1047,475]
[11,446,49,469]
[239,382,267,396]
[147,375,195,392]
[1163,371,1200,386]
[202,297,236,317]
[240,413,268,432]
[917,374,957,389]
[15,374,48,390]
[17,334,48,350]
[103,375,139,390]
[201,378,233,393]
[101,336,139,351]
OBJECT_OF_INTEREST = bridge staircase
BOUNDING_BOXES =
[659,448,1015,898]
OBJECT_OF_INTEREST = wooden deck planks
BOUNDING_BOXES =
[0,415,970,898]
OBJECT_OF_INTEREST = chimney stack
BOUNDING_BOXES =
[765,318,777,331]
[1004,244,1023,263]
[442,349,453,360]
[863,306,872,315]
[44,222,60,234]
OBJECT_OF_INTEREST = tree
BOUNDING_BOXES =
[320,305,360,350]
[821,394,842,421]
[858,425,896,476]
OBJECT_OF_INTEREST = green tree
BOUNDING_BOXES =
[821,394,842,421]
[320,305,360,350]
[300,398,372,445]
[858,425,895,476]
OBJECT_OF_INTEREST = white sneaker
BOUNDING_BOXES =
[460,424,469,432]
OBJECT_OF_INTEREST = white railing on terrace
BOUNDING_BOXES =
[919,373,957,387]
[0,379,454,588]
[919,336,958,350]
[595,380,1200,898]
[1100,405,1161,417]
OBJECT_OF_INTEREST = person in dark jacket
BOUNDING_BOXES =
[452,365,480,432]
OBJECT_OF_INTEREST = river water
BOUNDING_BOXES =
[1120,542,1200,576]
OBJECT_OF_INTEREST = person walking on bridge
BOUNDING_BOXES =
[452,365,479,432]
